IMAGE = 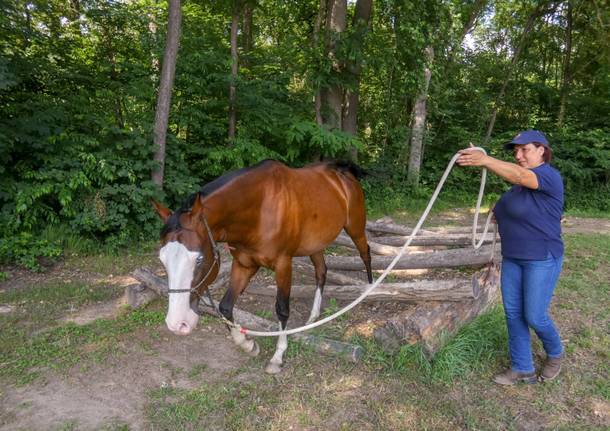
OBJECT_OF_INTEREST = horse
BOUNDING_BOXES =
[152,159,373,374]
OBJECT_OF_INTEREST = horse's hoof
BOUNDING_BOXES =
[245,340,260,357]
[265,362,282,374]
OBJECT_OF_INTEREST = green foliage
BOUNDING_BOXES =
[0,232,61,271]
[552,127,610,211]
[0,0,608,270]
[286,120,363,161]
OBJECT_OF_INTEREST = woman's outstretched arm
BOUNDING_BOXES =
[456,147,539,189]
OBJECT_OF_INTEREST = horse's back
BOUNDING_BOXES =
[267,161,366,256]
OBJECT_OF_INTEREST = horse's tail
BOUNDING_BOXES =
[327,160,367,180]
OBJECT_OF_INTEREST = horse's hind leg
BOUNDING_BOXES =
[220,259,260,357]
[344,224,373,283]
[306,251,327,324]
[266,257,292,374]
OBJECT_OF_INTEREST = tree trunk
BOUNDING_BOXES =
[321,0,346,130]
[557,1,572,127]
[341,0,373,161]
[482,1,553,145]
[242,1,253,54]
[406,45,434,187]
[313,0,327,128]
[152,0,182,188]
[228,0,240,142]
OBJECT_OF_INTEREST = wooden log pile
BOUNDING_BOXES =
[130,216,501,359]
[372,263,500,356]
[129,267,364,362]
[302,217,500,356]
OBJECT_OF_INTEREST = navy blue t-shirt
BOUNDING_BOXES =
[493,163,564,260]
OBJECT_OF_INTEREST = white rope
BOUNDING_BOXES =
[239,148,495,337]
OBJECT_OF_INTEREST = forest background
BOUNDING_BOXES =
[1,0,608,269]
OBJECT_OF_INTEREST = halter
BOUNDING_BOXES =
[166,214,223,316]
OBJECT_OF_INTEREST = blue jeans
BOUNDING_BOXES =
[500,254,564,373]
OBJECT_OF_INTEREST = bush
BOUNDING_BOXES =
[0,232,62,271]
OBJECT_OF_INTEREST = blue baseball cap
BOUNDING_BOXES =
[504,129,550,150]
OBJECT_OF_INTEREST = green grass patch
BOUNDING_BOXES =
[0,309,165,385]
[255,310,273,319]
[428,306,507,382]
[145,382,263,431]
[356,305,507,384]
[1,281,120,312]
[64,249,158,276]
[0,280,126,355]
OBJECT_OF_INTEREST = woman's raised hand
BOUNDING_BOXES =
[457,143,488,167]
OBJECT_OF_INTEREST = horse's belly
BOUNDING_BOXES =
[293,227,341,257]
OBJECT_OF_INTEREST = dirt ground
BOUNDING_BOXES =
[1,215,609,430]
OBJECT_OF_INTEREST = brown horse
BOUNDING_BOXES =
[152,160,372,373]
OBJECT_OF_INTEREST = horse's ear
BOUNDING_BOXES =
[151,199,172,222]
[191,193,204,216]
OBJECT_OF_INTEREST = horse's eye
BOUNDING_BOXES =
[196,255,204,266]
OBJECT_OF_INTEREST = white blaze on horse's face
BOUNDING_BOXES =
[159,241,201,335]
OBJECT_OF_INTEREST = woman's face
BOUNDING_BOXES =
[513,143,545,168]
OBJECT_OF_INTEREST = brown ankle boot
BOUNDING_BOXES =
[493,369,537,386]
[540,356,562,381]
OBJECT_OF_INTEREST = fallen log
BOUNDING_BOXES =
[373,264,501,357]
[125,283,159,309]
[366,221,489,236]
[333,233,403,256]
[302,245,499,271]
[246,271,486,302]
[131,268,363,362]
[292,260,363,285]
[366,221,433,236]
[334,232,497,255]
[369,233,497,248]
[423,225,489,235]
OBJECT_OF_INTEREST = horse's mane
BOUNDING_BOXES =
[326,160,366,179]
[199,159,277,198]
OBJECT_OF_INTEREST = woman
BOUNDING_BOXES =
[457,130,564,385]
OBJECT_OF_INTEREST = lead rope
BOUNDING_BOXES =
[221,148,496,337]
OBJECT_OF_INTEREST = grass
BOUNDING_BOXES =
[0,225,608,430]
[0,306,165,385]
[145,382,264,430]
[0,280,128,384]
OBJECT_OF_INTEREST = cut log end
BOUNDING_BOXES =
[373,263,501,357]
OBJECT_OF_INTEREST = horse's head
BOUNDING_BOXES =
[152,194,219,335]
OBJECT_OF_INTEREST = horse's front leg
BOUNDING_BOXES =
[219,260,260,357]
[266,257,292,374]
